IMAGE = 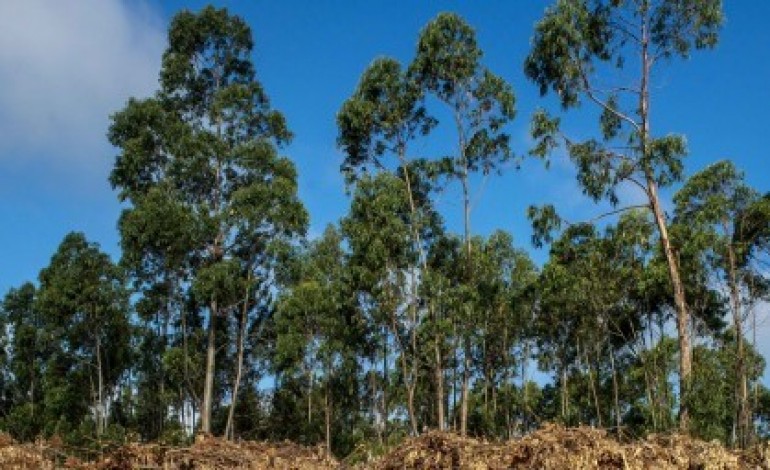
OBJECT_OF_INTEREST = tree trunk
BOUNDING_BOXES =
[96,333,104,437]
[325,381,331,455]
[609,347,622,436]
[434,333,445,431]
[638,5,691,432]
[225,281,251,440]
[382,327,388,440]
[583,344,602,428]
[560,364,568,423]
[307,361,313,424]
[726,241,750,447]
[650,181,690,431]
[201,302,217,434]
[460,339,470,437]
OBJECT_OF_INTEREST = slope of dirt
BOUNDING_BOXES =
[0,426,767,469]
[94,436,338,469]
[0,433,54,470]
[371,424,770,470]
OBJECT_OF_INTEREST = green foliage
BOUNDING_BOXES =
[412,12,516,177]
[2,2,768,459]
[108,5,307,437]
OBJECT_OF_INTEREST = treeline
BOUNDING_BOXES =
[2,1,770,459]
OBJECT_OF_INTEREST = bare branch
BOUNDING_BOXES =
[586,204,651,225]
[578,67,642,135]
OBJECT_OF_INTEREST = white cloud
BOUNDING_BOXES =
[0,0,165,171]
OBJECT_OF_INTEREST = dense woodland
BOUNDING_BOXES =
[2,1,770,459]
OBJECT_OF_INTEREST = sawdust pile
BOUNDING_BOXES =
[0,426,767,469]
[372,424,770,469]
[94,436,338,469]
[0,433,54,469]
[0,433,337,469]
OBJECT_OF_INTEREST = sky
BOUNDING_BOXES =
[0,1,769,369]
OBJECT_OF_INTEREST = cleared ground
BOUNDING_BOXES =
[1,424,768,469]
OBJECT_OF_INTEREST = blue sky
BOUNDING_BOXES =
[1,1,769,360]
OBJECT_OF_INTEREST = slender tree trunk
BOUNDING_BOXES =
[649,179,691,431]
[225,281,251,440]
[382,326,389,440]
[583,344,602,428]
[451,322,458,431]
[452,103,473,437]
[96,333,104,437]
[460,338,470,437]
[201,302,217,434]
[726,240,750,447]
[307,360,313,424]
[325,380,331,455]
[434,332,445,431]
[639,7,690,431]
[609,347,622,436]
[398,150,424,435]
[521,341,529,434]
[560,364,568,423]
[371,360,382,446]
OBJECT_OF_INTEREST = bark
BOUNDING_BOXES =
[726,240,750,447]
[398,150,423,434]
[96,333,104,437]
[434,333,445,430]
[382,326,389,439]
[610,347,622,436]
[307,360,313,424]
[325,380,331,455]
[460,338,470,437]
[225,280,251,440]
[201,302,217,434]
[639,5,691,432]
[560,365,568,423]
[583,343,602,428]
[649,179,691,431]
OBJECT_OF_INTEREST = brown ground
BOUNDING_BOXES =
[0,424,768,469]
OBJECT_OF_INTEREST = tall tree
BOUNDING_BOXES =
[674,161,770,446]
[411,12,516,436]
[109,6,307,434]
[274,226,365,454]
[337,56,444,431]
[342,173,419,438]
[525,0,723,431]
[0,283,45,440]
[36,232,131,439]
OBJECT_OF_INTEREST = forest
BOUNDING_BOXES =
[1,0,769,462]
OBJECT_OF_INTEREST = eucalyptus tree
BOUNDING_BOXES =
[35,232,131,438]
[466,230,538,436]
[0,283,45,440]
[341,172,424,437]
[108,6,307,434]
[674,161,770,446]
[274,225,364,453]
[535,213,669,432]
[337,56,445,430]
[410,12,516,435]
[411,12,516,256]
[536,224,608,425]
[525,0,723,431]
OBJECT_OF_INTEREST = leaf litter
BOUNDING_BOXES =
[0,424,768,469]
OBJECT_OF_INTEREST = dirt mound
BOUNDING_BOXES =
[0,433,54,470]
[372,424,769,469]
[93,436,337,469]
[1,427,767,469]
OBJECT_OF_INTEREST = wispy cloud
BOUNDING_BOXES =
[0,0,165,173]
